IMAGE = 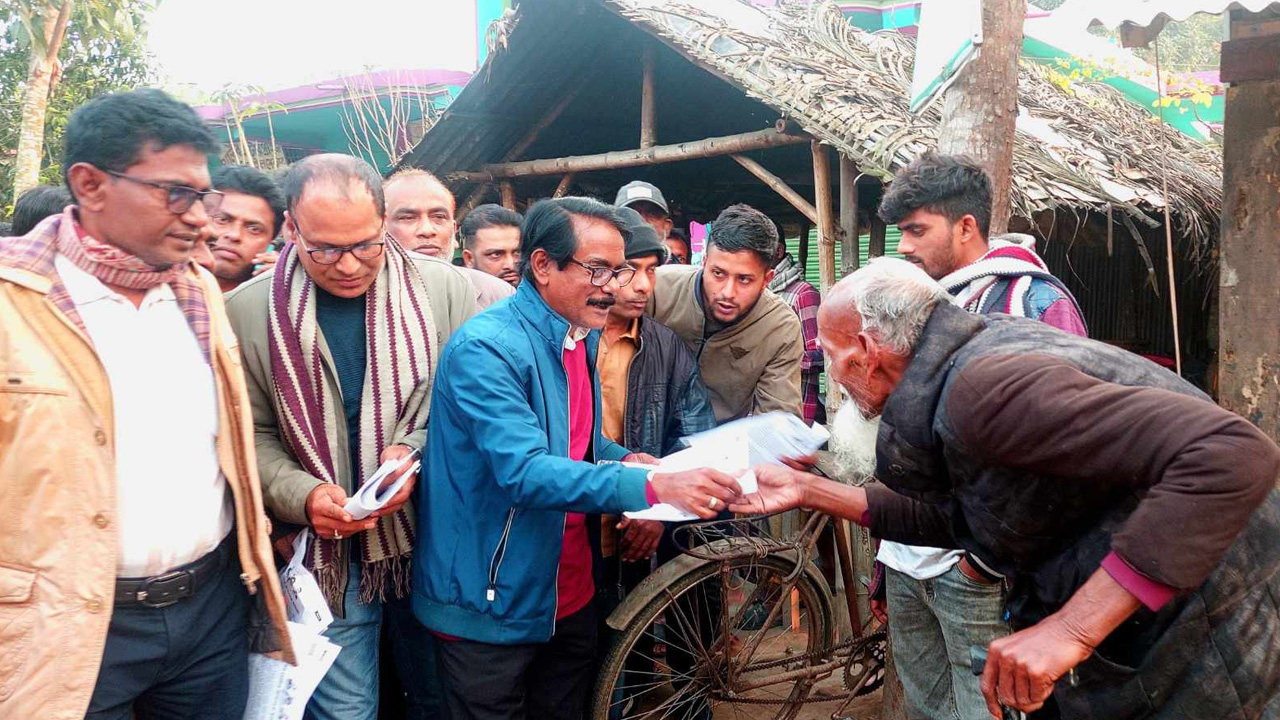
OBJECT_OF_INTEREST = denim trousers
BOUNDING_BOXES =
[885,563,1010,720]
[305,562,384,720]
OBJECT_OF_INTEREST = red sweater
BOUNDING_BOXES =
[557,341,595,620]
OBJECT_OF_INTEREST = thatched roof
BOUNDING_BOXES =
[607,0,1223,257]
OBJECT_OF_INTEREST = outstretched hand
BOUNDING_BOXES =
[728,464,810,515]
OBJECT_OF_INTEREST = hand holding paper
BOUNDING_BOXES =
[343,446,420,521]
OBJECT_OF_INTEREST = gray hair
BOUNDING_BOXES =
[843,258,951,354]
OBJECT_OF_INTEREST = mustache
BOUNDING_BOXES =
[586,296,616,309]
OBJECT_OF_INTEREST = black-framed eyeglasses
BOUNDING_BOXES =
[567,257,635,287]
[294,222,386,265]
[105,170,223,214]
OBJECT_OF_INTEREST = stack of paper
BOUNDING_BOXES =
[622,412,828,522]
[343,452,420,521]
[244,623,341,720]
[279,529,333,631]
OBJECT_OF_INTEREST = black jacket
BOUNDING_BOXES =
[618,316,716,457]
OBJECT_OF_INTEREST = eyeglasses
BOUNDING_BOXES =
[105,171,223,214]
[567,257,635,287]
[293,222,386,265]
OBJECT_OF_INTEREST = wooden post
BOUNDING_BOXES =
[935,0,1025,235]
[447,128,808,182]
[832,520,863,637]
[812,141,837,294]
[553,174,574,198]
[1218,9,1280,439]
[730,154,818,224]
[499,182,516,210]
[797,221,810,273]
[839,154,860,276]
[640,44,657,149]
[869,214,887,259]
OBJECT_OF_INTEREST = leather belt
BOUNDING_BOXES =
[114,538,229,609]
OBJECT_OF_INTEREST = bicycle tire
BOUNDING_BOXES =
[591,553,835,720]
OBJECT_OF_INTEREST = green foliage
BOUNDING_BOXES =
[1088,12,1223,73]
[0,8,154,214]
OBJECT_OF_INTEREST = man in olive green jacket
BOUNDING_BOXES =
[647,204,804,424]
[225,154,476,720]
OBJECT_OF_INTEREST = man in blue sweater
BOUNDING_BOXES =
[413,197,741,720]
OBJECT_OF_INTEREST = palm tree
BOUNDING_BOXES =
[10,1,149,199]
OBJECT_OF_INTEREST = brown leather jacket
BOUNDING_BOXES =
[0,231,293,719]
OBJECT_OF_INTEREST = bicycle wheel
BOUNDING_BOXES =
[592,553,834,720]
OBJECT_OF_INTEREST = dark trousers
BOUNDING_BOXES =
[436,603,598,720]
[381,593,446,720]
[86,539,250,720]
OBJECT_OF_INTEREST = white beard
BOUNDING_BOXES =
[830,399,881,484]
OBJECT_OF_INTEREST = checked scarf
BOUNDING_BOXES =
[268,239,437,609]
[768,253,805,294]
[1,207,210,360]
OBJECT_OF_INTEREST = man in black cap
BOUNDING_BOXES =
[615,180,673,243]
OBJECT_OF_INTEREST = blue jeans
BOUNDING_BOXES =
[306,562,383,720]
[885,563,1010,720]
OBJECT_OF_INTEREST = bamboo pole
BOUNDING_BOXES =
[839,155,860,276]
[730,154,818,224]
[833,520,864,638]
[499,182,516,210]
[448,128,808,182]
[869,213,887,259]
[640,44,657,149]
[553,174,574,198]
[1153,37,1183,376]
[812,141,837,294]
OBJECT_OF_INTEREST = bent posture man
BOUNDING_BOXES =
[649,203,803,424]
[736,258,1280,720]
[0,89,291,720]
[415,197,741,720]
[227,154,476,720]
[870,153,1088,719]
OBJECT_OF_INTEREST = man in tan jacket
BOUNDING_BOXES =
[226,154,476,720]
[0,89,291,720]
[648,203,804,424]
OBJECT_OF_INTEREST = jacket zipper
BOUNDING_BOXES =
[487,508,517,602]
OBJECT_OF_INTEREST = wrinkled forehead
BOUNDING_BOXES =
[385,176,456,216]
[817,298,863,346]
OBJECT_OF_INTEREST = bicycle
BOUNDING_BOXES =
[592,504,888,720]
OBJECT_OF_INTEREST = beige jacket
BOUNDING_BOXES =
[225,254,476,525]
[0,262,294,720]
[648,265,804,423]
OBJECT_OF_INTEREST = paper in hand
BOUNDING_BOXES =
[279,529,333,631]
[244,622,341,720]
[622,441,754,522]
[343,452,421,521]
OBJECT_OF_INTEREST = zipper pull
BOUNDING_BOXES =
[487,586,496,602]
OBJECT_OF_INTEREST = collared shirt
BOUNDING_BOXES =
[55,254,231,577]
[597,317,640,446]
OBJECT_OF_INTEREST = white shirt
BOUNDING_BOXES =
[56,255,232,577]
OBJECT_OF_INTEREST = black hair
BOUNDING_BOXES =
[211,164,286,237]
[62,89,219,200]
[11,185,72,236]
[281,153,386,219]
[877,153,992,238]
[668,228,689,244]
[706,203,777,268]
[0,222,11,237]
[519,196,629,281]
[460,203,523,250]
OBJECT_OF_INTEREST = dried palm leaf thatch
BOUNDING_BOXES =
[607,0,1223,260]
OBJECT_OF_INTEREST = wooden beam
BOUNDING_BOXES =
[797,220,810,273]
[459,184,493,219]
[499,182,516,210]
[730,154,818,225]
[458,88,583,210]
[833,520,864,637]
[869,214,887,259]
[839,155,859,276]
[812,141,837,294]
[640,44,657,149]
[448,128,808,182]
[1220,35,1280,83]
[553,174,574,198]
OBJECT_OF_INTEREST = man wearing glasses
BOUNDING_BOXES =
[414,197,743,720]
[225,154,477,720]
[0,89,293,719]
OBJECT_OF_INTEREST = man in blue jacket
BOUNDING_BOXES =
[413,196,742,720]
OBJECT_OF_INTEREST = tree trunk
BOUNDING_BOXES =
[13,1,72,200]
[935,0,1025,235]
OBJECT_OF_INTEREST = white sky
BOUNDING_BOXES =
[148,0,479,98]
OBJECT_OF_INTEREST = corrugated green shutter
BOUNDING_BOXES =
[783,227,903,286]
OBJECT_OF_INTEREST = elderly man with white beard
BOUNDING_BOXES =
[731,258,1280,720]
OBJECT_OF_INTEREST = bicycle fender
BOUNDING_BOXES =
[605,539,834,632]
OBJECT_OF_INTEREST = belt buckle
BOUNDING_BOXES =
[137,570,194,608]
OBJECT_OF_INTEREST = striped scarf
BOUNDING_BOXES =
[768,253,805,294]
[267,240,437,609]
[940,234,1052,318]
[3,207,210,360]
